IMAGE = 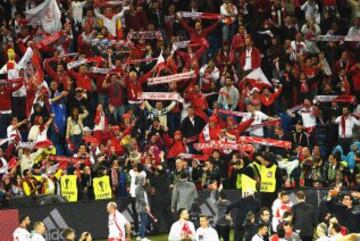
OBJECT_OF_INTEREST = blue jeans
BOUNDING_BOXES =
[70,133,83,151]
[139,213,149,238]
[222,23,236,42]
[112,105,125,122]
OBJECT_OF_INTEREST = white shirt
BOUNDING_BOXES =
[94,114,106,131]
[30,233,45,241]
[94,8,128,37]
[7,125,21,141]
[199,65,220,84]
[13,227,30,241]
[108,210,130,239]
[335,115,360,138]
[27,125,48,143]
[0,157,8,175]
[196,226,219,241]
[244,48,252,71]
[251,234,265,241]
[129,170,147,198]
[220,3,238,23]
[242,111,269,137]
[298,107,317,128]
[168,220,196,241]
[71,1,86,23]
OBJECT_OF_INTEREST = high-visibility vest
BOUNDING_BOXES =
[241,174,257,196]
[260,165,277,193]
[93,176,112,200]
[60,175,78,202]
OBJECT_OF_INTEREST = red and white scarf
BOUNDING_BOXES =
[178,11,222,20]
[314,95,355,103]
[67,57,105,69]
[35,31,63,49]
[147,71,195,85]
[139,92,184,103]
[239,136,292,149]
[194,140,255,152]
[127,31,163,40]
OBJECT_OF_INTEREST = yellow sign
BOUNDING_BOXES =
[241,174,257,196]
[60,175,78,202]
[93,176,112,200]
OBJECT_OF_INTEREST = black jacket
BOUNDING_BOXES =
[180,115,206,139]
[226,196,261,226]
[326,200,360,233]
[292,201,317,237]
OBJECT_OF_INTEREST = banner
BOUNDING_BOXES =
[241,174,257,196]
[239,136,292,149]
[178,11,222,20]
[67,57,105,69]
[60,175,78,202]
[127,31,163,40]
[147,71,195,85]
[25,0,62,33]
[194,141,255,152]
[139,92,184,103]
[93,176,112,200]
[314,95,356,103]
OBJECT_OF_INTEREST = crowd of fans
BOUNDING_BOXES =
[1,0,360,240]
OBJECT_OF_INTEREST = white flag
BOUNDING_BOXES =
[25,0,62,33]
[244,68,272,87]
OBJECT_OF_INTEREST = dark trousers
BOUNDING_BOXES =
[11,96,26,120]
[234,224,244,241]
[131,197,139,233]
[338,137,352,154]
[216,225,230,241]
[261,192,277,209]
[301,236,313,241]
[0,113,11,138]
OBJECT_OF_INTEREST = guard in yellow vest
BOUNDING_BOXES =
[60,175,78,202]
[259,152,282,208]
[93,175,112,200]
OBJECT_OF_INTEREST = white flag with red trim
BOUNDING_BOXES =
[244,68,272,87]
[25,0,62,34]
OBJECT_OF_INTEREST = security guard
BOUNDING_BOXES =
[259,152,282,208]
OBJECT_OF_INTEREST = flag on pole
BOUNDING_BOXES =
[25,0,62,34]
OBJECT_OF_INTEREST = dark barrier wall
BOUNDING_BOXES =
[18,198,131,241]
[7,189,333,240]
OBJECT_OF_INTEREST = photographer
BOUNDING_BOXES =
[63,228,92,241]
